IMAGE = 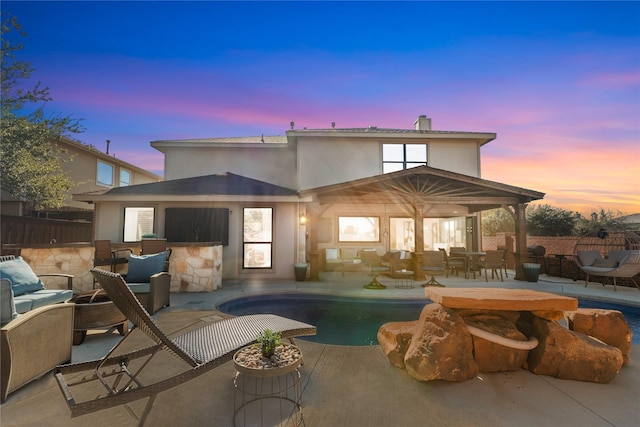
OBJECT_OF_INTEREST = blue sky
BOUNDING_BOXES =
[5,1,640,214]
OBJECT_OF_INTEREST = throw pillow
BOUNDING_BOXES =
[126,252,166,282]
[608,250,630,266]
[0,279,18,326]
[592,258,618,268]
[325,248,339,261]
[577,250,602,267]
[0,257,44,296]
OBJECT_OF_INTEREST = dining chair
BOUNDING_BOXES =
[480,250,504,282]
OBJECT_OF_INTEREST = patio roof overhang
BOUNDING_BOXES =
[298,165,544,213]
[300,166,544,282]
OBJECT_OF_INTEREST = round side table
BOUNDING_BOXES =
[233,344,303,427]
[394,270,415,289]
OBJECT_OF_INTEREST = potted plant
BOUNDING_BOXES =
[256,329,282,358]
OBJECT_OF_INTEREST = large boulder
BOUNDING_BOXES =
[377,320,417,368]
[527,317,623,383]
[565,308,632,364]
[463,314,529,372]
[404,303,479,382]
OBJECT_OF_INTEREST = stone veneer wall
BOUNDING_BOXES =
[17,243,222,294]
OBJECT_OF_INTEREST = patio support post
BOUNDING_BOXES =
[308,209,320,281]
[413,203,426,281]
[513,203,529,281]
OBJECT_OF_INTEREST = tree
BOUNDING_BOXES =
[481,207,515,236]
[526,204,575,236]
[1,13,82,210]
[573,208,625,236]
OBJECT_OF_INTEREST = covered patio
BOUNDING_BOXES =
[300,166,545,282]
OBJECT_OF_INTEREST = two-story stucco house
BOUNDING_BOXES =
[74,115,544,281]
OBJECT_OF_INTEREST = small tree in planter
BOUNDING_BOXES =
[256,329,282,358]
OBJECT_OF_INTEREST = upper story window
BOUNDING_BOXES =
[382,143,427,173]
[120,169,131,187]
[97,160,114,186]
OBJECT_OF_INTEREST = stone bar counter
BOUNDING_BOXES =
[2,242,223,294]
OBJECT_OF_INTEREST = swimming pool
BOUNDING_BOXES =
[217,293,640,346]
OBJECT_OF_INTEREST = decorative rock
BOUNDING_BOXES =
[565,308,632,364]
[404,303,479,382]
[456,309,520,323]
[377,321,418,368]
[424,288,578,312]
[462,315,529,372]
[527,317,623,383]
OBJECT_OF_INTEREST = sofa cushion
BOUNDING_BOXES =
[325,248,339,261]
[127,252,166,282]
[577,250,602,267]
[13,298,33,314]
[608,250,630,266]
[0,257,44,296]
[127,282,151,294]
[340,248,360,260]
[16,289,73,311]
[592,258,618,268]
[1,279,18,326]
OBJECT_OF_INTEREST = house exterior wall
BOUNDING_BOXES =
[297,137,382,189]
[296,136,482,189]
[429,141,481,177]
[94,201,301,280]
[162,145,298,188]
[315,203,477,255]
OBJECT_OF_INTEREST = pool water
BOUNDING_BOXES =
[217,293,640,346]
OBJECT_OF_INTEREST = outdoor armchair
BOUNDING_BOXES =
[1,279,74,402]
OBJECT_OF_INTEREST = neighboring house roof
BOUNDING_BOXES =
[300,165,545,213]
[73,172,303,203]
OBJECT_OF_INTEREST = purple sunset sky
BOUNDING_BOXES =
[5,1,640,215]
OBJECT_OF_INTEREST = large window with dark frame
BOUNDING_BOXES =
[382,143,427,173]
[338,216,380,242]
[243,207,273,268]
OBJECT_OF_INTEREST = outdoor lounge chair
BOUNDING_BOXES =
[54,268,316,422]
[575,250,640,291]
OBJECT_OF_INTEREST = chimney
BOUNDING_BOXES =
[414,115,431,131]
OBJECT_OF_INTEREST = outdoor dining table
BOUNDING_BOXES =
[451,251,486,279]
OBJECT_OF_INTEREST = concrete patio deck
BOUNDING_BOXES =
[1,270,638,426]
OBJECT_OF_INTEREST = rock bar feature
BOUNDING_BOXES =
[425,288,578,312]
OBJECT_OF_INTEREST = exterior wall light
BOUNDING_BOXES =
[300,213,307,225]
